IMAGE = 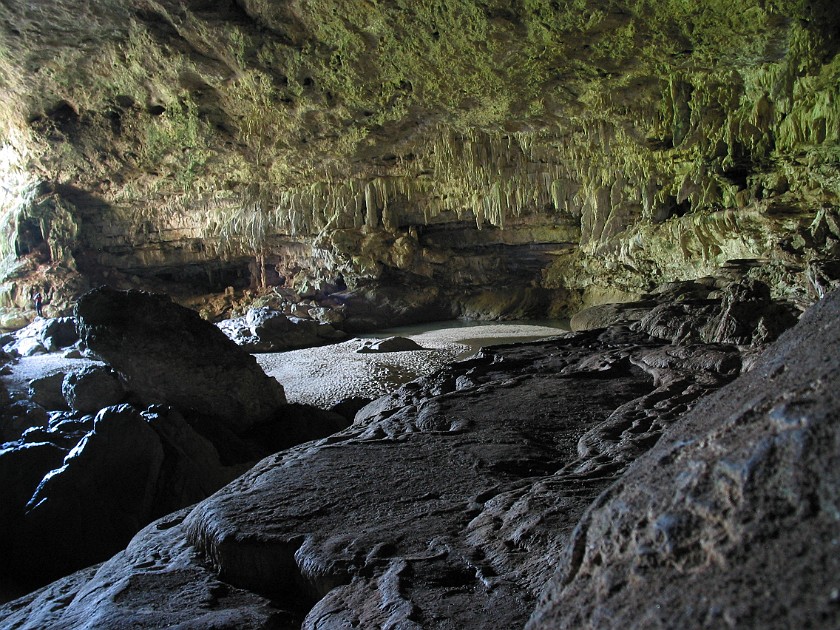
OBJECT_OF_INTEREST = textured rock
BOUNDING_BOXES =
[0,308,767,626]
[35,317,78,352]
[217,307,347,352]
[527,292,840,630]
[356,336,424,353]
[6,289,835,627]
[1,318,79,357]
[61,365,124,413]
[20,405,166,584]
[0,288,357,601]
[75,287,286,431]
[633,279,797,345]
[570,301,656,331]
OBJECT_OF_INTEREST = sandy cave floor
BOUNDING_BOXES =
[2,322,567,411]
[257,322,568,408]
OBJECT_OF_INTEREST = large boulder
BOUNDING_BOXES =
[20,405,166,584]
[634,279,797,345]
[35,317,79,351]
[527,288,840,629]
[61,365,124,413]
[355,336,425,353]
[28,372,69,410]
[1,317,79,357]
[217,307,347,352]
[570,301,656,331]
[75,288,286,432]
[2,404,247,590]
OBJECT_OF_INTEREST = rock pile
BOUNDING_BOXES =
[4,286,833,628]
[1,317,79,357]
[0,288,349,599]
[571,278,798,346]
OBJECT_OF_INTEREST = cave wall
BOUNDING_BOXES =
[0,0,837,320]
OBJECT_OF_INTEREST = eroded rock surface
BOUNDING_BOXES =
[527,289,840,630]
[217,306,347,352]
[1,295,795,627]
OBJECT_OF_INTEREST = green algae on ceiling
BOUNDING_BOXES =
[0,0,836,309]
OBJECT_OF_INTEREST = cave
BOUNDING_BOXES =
[0,0,838,628]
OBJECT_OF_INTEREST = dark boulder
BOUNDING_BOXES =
[61,365,124,413]
[217,307,347,352]
[20,405,166,583]
[28,372,69,410]
[634,279,797,345]
[35,317,78,351]
[527,288,840,629]
[570,301,655,331]
[356,336,424,353]
[75,287,286,432]
[1,317,79,357]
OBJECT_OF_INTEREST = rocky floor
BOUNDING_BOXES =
[1,321,750,628]
[2,285,838,628]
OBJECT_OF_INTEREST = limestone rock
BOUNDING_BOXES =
[633,279,797,346]
[1,317,79,357]
[570,301,655,331]
[75,287,286,432]
[14,336,46,357]
[356,336,424,353]
[0,403,249,592]
[217,307,347,352]
[28,371,69,410]
[2,292,836,626]
[0,509,292,629]
[19,405,166,585]
[61,365,124,413]
[527,289,840,630]
[0,440,66,600]
[35,317,79,352]
[0,321,750,626]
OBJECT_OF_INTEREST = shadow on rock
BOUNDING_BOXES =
[0,287,350,600]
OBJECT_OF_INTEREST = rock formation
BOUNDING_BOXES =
[3,286,835,628]
[0,0,837,625]
[75,286,287,431]
[217,306,347,353]
[0,1,835,325]
[0,288,349,601]
[527,289,840,630]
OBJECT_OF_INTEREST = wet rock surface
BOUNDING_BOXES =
[6,286,827,627]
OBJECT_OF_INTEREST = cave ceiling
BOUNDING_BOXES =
[0,0,838,314]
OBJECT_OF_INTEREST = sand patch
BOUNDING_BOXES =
[257,322,566,407]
